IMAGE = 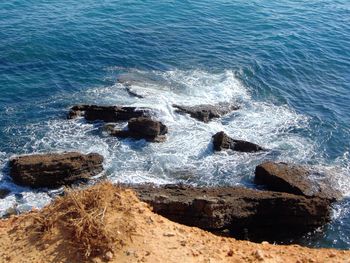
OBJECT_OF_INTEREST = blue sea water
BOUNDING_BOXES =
[1,0,350,248]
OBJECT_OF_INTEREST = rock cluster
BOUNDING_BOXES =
[9,152,104,188]
[69,104,169,143]
[2,98,342,244]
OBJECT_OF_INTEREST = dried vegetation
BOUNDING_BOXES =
[25,182,136,260]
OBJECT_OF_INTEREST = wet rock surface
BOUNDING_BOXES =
[125,86,145,99]
[68,105,151,122]
[131,184,331,241]
[212,131,264,152]
[255,161,341,202]
[173,103,239,123]
[9,152,104,188]
[107,117,168,142]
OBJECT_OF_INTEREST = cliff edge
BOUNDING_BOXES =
[0,182,348,263]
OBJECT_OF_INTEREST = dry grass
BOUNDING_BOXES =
[28,182,135,260]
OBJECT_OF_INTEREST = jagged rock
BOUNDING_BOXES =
[255,162,341,202]
[9,152,104,188]
[107,117,168,142]
[173,103,239,123]
[128,117,167,137]
[67,105,151,122]
[212,131,264,152]
[132,184,331,241]
[125,86,145,99]
[0,188,10,199]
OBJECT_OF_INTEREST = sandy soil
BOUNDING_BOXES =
[0,182,349,263]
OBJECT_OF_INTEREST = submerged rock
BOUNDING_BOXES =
[9,152,104,188]
[125,86,145,98]
[132,184,331,241]
[107,117,168,142]
[0,188,10,199]
[212,131,264,152]
[255,162,341,202]
[173,103,239,123]
[68,104,151,122]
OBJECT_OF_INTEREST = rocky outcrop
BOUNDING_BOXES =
[68,105,151,122]
[0,188,10,199]
[132,184,331,241]
[255,162,341,202]
[9,152,104,188]
[173,103,239,123]
[106,117,168,142]
[212,131,264,152]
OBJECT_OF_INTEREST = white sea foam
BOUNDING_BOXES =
[0,69,349,214]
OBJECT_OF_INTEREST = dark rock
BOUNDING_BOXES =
[107,117,168,142]
[212,131,264,152]
[9,152,104,189]
[0,188,10,199]
[255,162,341,202]
[125,86,145,99]
[68,105,151,122]
[128,117,167,137]
[131,184,331,241]
[173,103,239,123]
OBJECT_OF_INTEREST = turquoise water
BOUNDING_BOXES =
[1,0,350,248]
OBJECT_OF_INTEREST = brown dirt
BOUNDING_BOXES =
[0,182,349,263]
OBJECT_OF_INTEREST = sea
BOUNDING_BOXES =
[0,0,349,249]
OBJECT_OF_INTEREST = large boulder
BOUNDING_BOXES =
[173,103,239,123]
[212,131,264,152]
[9,152,104,188]
[132,184,331,241]
[106,117,168,142]
[68,105,151,122]
[255,162,341,202]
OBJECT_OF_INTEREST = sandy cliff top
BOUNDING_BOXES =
[0,182,348,263]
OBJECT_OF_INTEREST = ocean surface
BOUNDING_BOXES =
[0,0,350,248]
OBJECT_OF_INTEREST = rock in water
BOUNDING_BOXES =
[173,103,239,123]
[67,105,151,122]
[255,162,341,202]
[132,184,331,241]
[212,131,264,152]
[9,152,104,188]
[128,117,168,137]
[107,117,168,142]
[125,86,145,98]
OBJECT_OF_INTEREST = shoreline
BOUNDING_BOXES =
[0,103,347,254]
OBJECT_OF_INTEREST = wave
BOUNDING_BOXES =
[0,69,349,216]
